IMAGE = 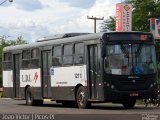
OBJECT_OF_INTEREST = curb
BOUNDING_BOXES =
[0,98,11,100]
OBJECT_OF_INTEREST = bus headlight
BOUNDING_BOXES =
[111,85,115,89]
[150,84,153,88]
[107,83,110,87]
[150,82,157,88]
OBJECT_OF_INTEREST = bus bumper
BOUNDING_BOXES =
[104,87,157,101]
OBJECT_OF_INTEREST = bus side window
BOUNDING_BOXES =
[62,44,73,65]
[74,43,84,64]
[3,52,12,70]
[52,45,62,66]
[30,48,40,68]
[4,52,11,62]
[31,48,39,59]
[22,49,31,69]
[22,50,31,60]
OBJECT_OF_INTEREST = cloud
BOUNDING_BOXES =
[67,0,116,33]
[0,0,13,7]
[57,0,96,9]
[14,0,44,11]
[0,0,118,42]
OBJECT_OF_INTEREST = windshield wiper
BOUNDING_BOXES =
[120,44,129,58]
[120,44,130,66]
[135,44,143,57]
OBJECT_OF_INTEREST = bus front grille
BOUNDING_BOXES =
[119,79,146,85]
[112,78,148,91]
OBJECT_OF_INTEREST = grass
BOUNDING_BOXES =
[136,99,145,105]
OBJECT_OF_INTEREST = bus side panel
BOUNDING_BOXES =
[20,68,42,100]
[51,65,87,100]
[3,70,14,98]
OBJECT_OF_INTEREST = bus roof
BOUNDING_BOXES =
[3,32,103,52]
[36,33,90,42]
[3,31,152,52]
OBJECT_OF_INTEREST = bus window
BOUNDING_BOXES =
[74,43,84,54]
[4,52,11,62]
[53,45,61,56]
[52,45,62,66]
[31,48,40,68]
[3,52,12,70]
[22,50,31,69]
[74,43,84,64]
[22,50,31,60]
[63,44,73,65]
[31,48,39,59]
[104,44,157,75]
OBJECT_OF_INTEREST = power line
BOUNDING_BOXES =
[87,16,104,33]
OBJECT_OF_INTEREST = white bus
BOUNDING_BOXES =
[2,32,158,108]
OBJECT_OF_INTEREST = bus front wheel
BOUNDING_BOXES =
[122,100,136,109]
[76,86,90,109]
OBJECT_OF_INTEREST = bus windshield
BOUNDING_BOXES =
[104,44,157,75]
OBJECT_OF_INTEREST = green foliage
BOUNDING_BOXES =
[9,36,27,45]
[129,0,160,31]
[156,41,160,88]
[100,16,116,31]
[0,74,2,88]
[0,36,27,87]
[100,0,160,32]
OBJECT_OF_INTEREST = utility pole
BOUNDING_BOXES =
[87,16,104,33]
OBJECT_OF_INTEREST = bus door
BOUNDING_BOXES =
[88,45,98,99]
[42,50,52,98]
[13,54,21,98]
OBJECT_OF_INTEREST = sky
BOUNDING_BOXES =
[0,0,121,42]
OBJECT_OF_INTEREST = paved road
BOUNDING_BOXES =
[0,99,160,120]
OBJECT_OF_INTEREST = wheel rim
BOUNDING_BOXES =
[27,91,32,104]
[78,91,85,106]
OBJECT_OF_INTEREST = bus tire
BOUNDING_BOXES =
[76,86,90,109]
[122,100,136,109]
[26,87,34,106]
[26,87,43,106]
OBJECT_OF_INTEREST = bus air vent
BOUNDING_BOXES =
[36,33,90,42]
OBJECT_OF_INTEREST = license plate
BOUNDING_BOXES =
[129,93,139,96]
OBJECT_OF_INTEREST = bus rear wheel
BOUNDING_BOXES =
[122,100,136,109]
[76,86,90,109]
[26,87,34,106]
[26,87,43,106]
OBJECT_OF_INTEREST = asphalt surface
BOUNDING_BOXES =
[0,99,160,120]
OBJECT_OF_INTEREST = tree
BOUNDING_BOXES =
[0,36,27,87]
[100,16,116,31]
[129,0,160,31]
[9,36,27,45]
[100,0,160,32]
